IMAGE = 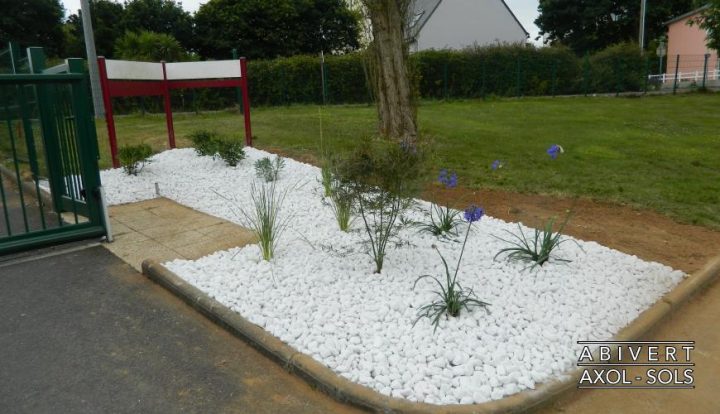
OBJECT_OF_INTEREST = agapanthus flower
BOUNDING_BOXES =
[547,144,564,160]
[438,169,458,188]
[464,205,484,222]
[491,160,503,170]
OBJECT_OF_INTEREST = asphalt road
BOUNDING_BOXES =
[0,244,361,414]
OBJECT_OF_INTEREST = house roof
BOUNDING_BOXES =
[664,5,710,26]
[413,0,529,39]
[499,0,530,37]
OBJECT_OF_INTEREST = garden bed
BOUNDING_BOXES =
[102,148,685,405]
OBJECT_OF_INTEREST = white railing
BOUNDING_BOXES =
[648,69,720,84]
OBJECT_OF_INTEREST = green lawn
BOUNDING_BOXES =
[97,93,720,229]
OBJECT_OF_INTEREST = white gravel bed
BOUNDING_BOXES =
[102,148,685,405]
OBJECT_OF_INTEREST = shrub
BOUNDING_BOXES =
[493,212,578,269]
[118,144,152,176]
[241,181,291,261]
[217,139,246,167]
[337,137,427,273]
[189,130,220,156]
[254,156,286,182]
[414,205,490,331]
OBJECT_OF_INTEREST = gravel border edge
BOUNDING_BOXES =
[142,255,720,414]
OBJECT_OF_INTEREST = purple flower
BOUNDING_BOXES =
[491,160,503,170]
[547,144,564,160]
[438,169,458,189]
[463,205,484,223]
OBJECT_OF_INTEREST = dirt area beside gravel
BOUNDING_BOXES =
[431,187,720,274]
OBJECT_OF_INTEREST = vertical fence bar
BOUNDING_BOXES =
[443,62,448,99]
[583,53,590,96]
[481,59,486,100]
[702,54,710,89]
[644,56,650,93]
[516,57,522,97]
[0,167,11,236]
[614,59,621,96]
[16,78,47,230]
[5,90,30,232]
[673,55,680,95]
[0,98,14,235]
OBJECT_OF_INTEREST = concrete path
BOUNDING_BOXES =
[536,277,720,414]
[106,198,255,271]
[0,244,361,414]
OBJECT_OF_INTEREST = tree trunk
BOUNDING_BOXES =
[364,0,417,143]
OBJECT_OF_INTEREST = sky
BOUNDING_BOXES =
[61,0,542,42]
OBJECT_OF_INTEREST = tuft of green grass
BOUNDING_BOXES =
[241,181,291,261]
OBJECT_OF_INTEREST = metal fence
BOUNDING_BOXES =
[0,44,108,254]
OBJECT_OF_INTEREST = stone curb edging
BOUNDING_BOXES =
[142,255,720,414]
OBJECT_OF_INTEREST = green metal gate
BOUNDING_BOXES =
[0,45,107,254]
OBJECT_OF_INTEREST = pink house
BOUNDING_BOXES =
[665,5,718,78]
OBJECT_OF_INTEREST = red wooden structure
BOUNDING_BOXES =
[97,57,252,168]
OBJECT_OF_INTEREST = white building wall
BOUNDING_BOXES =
[415,0,528,51]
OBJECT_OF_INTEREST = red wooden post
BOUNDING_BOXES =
[240,57,253,147]
[97,57,120,168]
[161,61,176,149]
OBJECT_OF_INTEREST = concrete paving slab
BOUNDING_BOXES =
[104,198,255,271]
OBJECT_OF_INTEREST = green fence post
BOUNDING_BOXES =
[644,56,650,94]
[702,53,710,89]
[583,53,590,96]
[614,58,621,96]
[673,55,680,95]
[481,59,487,100]
[516,56,522,97]
[551,60,558,97]
[443,62,448,99]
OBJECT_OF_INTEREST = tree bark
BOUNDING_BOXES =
[363,0,417,143]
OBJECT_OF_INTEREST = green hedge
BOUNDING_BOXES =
[242,43,650,106]
[110,43,653,114]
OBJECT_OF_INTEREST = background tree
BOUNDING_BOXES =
[194,0,360,60]
[361,0,417,142]
[691,1,720,52]
[536,0,695,54]
[114,30,189,61]
[0,0,65,56]
[122,0,194,52]
[64,0,126,58]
